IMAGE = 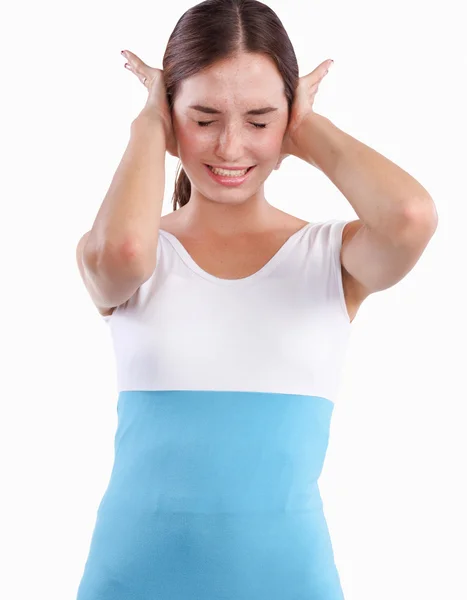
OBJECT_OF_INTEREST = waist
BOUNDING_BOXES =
[102,389,335,514]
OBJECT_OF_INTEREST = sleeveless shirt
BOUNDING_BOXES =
[76,219,352,600]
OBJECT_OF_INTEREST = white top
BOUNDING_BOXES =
[102,219,352,404]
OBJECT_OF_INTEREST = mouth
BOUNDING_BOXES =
[204,163,257,186]
[205,164,256,174]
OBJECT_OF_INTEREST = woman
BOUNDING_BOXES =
[76,1,437,598]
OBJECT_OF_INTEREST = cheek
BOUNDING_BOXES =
[268,129,286,148]
[174,120,209,151]
[174,127,204,161]
[256,131,285,159]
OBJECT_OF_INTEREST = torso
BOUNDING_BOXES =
[100,212,361,322]
[157,210,361,323]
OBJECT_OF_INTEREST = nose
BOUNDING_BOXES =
[214,124,245,162]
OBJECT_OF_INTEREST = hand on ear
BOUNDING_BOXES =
[276,59,333,172]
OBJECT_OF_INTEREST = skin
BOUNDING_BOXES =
[169,52,292,238]
[122,49,333,239]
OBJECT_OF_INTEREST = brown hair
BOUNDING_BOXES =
[162,0,299,211]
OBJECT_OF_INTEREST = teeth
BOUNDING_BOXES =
[209,165,250,177]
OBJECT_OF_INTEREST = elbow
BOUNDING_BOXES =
[97,237,149,276]
[398,196,439,243]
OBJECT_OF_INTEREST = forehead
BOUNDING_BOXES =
[176,53,286,109]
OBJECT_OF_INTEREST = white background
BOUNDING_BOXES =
[2,1,466,598]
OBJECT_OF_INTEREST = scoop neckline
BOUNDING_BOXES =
[158,222,313,286]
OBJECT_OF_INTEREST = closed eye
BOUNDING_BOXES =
[197,121,267,129]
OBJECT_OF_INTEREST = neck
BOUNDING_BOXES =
[176,193,278,238]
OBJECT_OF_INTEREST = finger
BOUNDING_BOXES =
[318,59,333,74]
[123,59,148,86]
[306,59,334,84]
[121,50,146,68]
[122,50,146,71]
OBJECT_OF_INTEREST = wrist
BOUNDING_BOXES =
[289,112,333,171]
[132,109,167,132]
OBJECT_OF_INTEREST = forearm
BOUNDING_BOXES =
[290,112,437,237]
[86,111,167,271]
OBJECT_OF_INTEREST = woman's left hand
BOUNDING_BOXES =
[274,59,334,170]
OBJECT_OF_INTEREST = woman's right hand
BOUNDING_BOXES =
[121,50,179,158]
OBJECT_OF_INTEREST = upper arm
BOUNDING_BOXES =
[76,231,152,318]
[340,212,437,303]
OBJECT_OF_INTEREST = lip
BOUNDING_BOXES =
[204,163,256,187]
[206,165,254,170]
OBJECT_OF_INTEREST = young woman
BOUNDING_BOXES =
[76,1,437,598]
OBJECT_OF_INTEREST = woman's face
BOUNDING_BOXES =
[172,53,290,203]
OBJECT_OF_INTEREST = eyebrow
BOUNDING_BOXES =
[189,104,279,116]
